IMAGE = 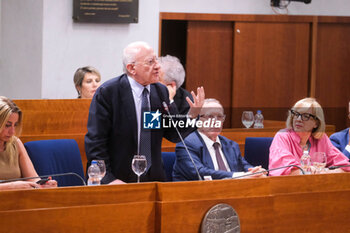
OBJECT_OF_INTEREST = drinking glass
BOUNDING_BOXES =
[92,160,106,181]
[241,111,254,128]
[310,152,327,174]
[132,155,147,183]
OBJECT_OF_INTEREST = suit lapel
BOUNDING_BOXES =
[120,75,138,144]
[220,136,235,171]
[150,85,161,111]
[196,131,215,169]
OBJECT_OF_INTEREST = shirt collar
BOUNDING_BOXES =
[289,128,315,147]
[127,75,150,98]
[198,131,221,149]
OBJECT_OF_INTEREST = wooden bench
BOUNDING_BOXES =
[14,99,336,172]
[14,99,90,171]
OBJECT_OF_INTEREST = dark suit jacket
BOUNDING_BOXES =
[330,128,350,159]
[173,131,253,181]
[174,87,193,115]
[85,74,195,183]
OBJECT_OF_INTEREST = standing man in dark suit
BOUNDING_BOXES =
[173,98,265,181]
[85,41,204,184]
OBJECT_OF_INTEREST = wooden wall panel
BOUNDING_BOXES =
[232,22,310,127]
[316,23,350,130]
[186,21,233,127]
[160,13,350,130]
[14,99,90,172]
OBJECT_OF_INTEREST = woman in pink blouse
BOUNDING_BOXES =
[269,98,350,176]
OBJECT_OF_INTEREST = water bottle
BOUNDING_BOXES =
[253,110,264,128]
[87,160,101,185]
[300,150,311,174]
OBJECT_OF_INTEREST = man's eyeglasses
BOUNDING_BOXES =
[200,114,226,121]
[290,109,317,121]
[133,57,159,66]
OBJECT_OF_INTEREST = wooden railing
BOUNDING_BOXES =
[14,99,335,171]
[14,99,90,171]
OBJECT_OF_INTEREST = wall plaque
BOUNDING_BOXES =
[73,0,138,23]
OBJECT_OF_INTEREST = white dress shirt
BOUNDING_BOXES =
[127,76,150,153]
[198,131,231,171]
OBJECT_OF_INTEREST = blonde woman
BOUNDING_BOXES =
[73,66,101,99]
[0,97,57,190]
[269,97,350,176]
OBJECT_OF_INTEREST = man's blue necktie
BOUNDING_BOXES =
[140,88,152,171]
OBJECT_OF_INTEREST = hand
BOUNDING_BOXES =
[186,86,205,119]
[108,179,126,185]
[40,179,58,188]
[321,168,345,174]
[4,181,40,190]
[247,166,267,178]
[166,83,177,101]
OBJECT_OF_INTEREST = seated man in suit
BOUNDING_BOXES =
[173,98,266,181]
[330,101,350,159]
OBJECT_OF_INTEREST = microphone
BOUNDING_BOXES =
[328,164,350,170]
[162,101,203,180]
[0,172,86,186]
[291,0,311,3]
[231,164,305,179]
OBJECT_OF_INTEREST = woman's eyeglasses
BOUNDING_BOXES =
[290,109,317,121]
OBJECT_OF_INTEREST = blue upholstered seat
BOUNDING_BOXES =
[244,137,273,170]
[24,139,85,187]
[162,152,176,181]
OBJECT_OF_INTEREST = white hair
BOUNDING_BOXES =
[122,41,151,74]
[158,55,185,89]
[202,98,224,114]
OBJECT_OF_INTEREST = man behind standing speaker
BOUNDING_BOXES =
[173,98,265,181]
[85,41,205,184]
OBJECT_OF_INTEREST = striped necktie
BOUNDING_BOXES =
[213,142,227,171]
[139,88,152,171]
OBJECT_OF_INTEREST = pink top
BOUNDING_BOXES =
[269,129,350,176]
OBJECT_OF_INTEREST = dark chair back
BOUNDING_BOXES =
[244,137,273,170]
[24,139,85,187]
[162,152,176,181]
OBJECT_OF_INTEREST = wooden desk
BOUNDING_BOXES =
[0,173,349,233]
[0,183,156,233]
[156,173,350,233]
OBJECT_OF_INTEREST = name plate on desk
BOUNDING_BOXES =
[73,0,138,23]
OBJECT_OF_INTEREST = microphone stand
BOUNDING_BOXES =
[328,164,350,170]
[0,172,86,186]
[162,102,202,180]
[231,165,305,179]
